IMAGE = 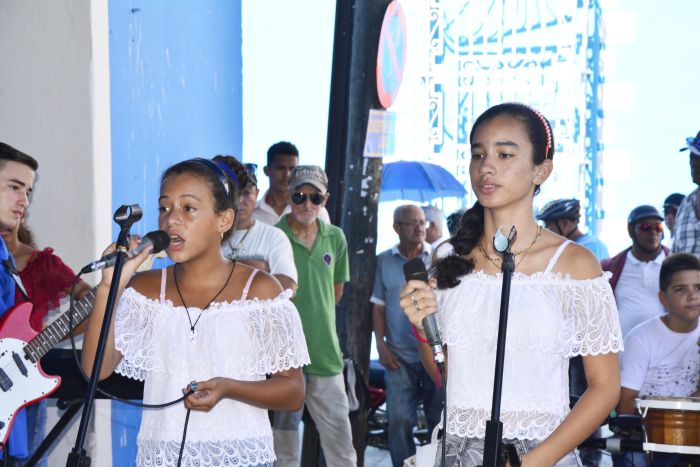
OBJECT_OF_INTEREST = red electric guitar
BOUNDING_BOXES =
[0,290,95,444]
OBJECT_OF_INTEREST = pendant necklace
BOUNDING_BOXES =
[173,261,235,340]
[478,225,542,271]
[229,224,252,260]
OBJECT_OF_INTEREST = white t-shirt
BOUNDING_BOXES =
[621,316,700,397]
[252,189,331,226]
[222,220,298,283]
[615,250,667,338]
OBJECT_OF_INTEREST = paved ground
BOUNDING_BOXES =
[364,446,392,467]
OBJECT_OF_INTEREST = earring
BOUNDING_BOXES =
[220,231,224,240]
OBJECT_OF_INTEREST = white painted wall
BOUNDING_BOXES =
[0,0,112,279]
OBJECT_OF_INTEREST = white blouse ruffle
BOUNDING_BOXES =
[437,271,622,440]
[114,287,310,466]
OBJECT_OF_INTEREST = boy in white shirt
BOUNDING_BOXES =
[619,253,700,411]
[616,253,700,466]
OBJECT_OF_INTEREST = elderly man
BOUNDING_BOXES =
[371,205,442,467]
[673,131,700,256]
[602,205,670,338]
[253,141,330,225]
[422,205,448,249]
[273,165,355,466]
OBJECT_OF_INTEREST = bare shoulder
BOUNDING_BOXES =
[128,268,165,300]
[238,263,284,301]
[553,241,603,280]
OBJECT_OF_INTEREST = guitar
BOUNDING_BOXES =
[0,289,95,445]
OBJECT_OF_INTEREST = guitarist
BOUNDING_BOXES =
[1,214,92,467]
[0,142,38,465]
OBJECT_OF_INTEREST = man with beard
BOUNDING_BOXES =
[602,205,669,338]
[672,131,700,256]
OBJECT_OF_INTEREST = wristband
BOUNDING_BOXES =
[412,325,429,344]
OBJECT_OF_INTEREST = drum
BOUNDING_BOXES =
[636,396,700,451]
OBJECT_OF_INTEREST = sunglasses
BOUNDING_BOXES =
[636,222,663,233]
[291,192,325,205]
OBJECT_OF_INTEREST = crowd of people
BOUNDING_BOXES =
[0,105,697,467]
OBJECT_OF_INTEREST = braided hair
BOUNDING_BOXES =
[433,103,555,289]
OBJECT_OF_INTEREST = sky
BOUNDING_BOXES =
[241,0,699,254]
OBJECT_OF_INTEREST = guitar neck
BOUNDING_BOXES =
[24,289,96,362]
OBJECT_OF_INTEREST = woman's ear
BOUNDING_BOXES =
[219,208,235,235]
[533,159,553,186]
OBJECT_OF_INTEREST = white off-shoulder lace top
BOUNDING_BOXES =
[113,269,310,467]
[436,240,623,440]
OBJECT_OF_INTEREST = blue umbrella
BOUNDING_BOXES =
[380,160,467,202]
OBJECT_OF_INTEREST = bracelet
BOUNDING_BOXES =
[412,326,429,344]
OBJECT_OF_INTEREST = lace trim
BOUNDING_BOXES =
[437,271,623,356]
[114,287,309,380]
[446,407,566,440]
[137,437,275,466]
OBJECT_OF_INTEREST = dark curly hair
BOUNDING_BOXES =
[433,103,555,289]
[161,158,240,243]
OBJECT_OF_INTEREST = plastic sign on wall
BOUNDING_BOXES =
[376,1,407,109]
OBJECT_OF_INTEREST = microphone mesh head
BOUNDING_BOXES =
[403,257,428,282]
[144,230,170,253]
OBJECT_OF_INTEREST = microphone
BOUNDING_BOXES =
[80,230,170,274]
[403,258,445,368]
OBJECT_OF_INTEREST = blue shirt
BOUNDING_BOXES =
[370,243,431,364]
[0,237,16,316]
[576,232,610,261]
[0,237,27,460]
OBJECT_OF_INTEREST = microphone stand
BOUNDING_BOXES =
[481,227,518,467]
[66,205,142,467]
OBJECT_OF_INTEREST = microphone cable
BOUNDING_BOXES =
[67,273,197,466]
[67,273,192,409]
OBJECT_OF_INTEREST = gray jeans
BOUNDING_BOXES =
[436,433,582,467]
[273,373,356,467]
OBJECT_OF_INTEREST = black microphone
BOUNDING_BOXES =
[403,258,445,368]
[80,230,170,274]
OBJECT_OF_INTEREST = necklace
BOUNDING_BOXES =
[478,225,542,270]
[173,261,236,335]
[229,223,253,259]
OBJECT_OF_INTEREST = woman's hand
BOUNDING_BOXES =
[399,279,438,330]
[183,378,230,412]
[98,238,153,290]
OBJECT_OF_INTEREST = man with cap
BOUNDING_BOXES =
[215,155,298,294]
[673,132,700,255]
[602,205,670,338]
[273,165,356,466]
[536,198,610,260]
[662,193,685,244]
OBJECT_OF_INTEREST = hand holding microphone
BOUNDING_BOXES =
[401,258,445,370]
[81,230,170,274]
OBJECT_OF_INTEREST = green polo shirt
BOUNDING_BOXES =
[277,216,350,376]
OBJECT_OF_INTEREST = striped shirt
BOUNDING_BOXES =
[672,188,700,256]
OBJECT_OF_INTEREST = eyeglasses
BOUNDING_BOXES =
[291,192,325,205]
[397,221,430,229]
[636,222,663,233]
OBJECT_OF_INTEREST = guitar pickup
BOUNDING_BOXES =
[12,352,28,377]
[0,368,12,391]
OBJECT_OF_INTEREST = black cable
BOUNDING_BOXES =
[67,273,190,409]
[176,409,192,467]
